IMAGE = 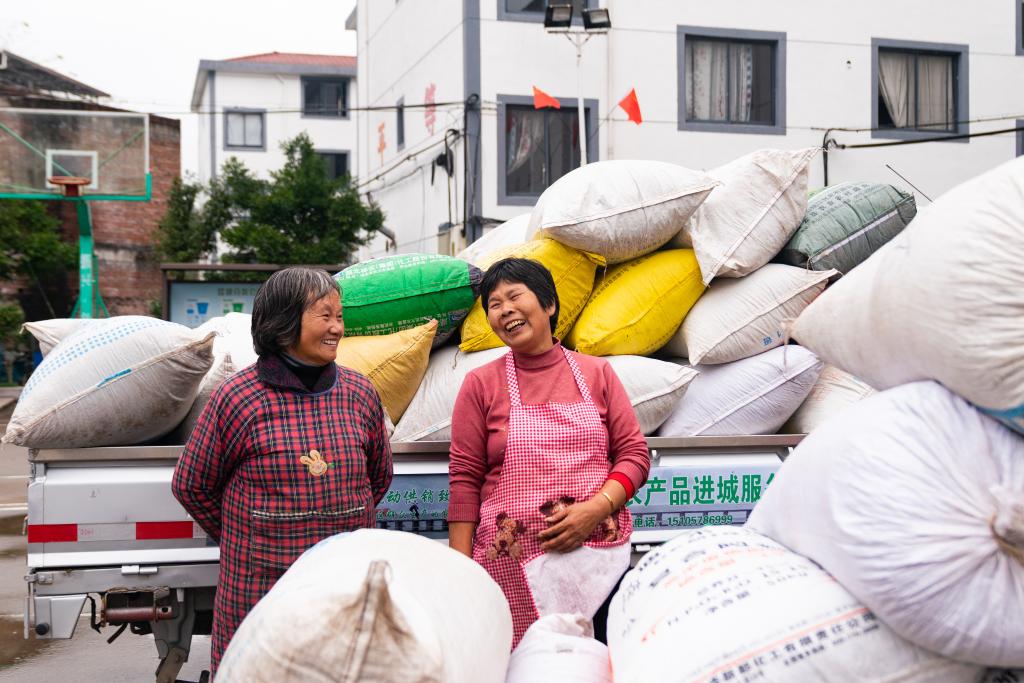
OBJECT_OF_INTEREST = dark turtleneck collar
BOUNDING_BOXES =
[510,338,566,370]
[257,353,337,394]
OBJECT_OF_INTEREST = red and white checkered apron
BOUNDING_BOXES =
[472,348,632,646]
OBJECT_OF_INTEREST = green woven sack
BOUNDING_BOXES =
[776,182,917,275]
[336,254,482,345]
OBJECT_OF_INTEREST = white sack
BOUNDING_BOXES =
[458,213,532,265]
[170,314,258,443]
[665,263,833,364]
[196,312,257,369]
[528,160,717,264]
[393,346,506,441]
[218,529,512,683]
[170,355,236,444]
[393,347,697,441]
[22,318,95,356]
[780,364,875,434]
[506,614,610,683]
[678,148,819,283]
[791,156,1024,434]
[607,526,979,683]
[3,316,213,448]
[659,346,821,436]
[748,381,1024,667]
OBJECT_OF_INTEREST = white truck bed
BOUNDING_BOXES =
[22,435,801,682]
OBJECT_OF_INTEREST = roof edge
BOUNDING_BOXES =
[197,59,357,78]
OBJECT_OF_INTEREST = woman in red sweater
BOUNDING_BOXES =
[448,258,650,647]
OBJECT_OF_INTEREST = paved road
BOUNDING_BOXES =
[0,401,211,682]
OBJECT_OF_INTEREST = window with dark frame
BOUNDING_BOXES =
[504,104,588,197]
[877,48,958,132]
[225,111,264,149]
[317,152,350,180]
[302,78,349,117]
[684,37,775,126]
[505,0,586,14]
[396,99,405,150]
[1019,0,1024,55]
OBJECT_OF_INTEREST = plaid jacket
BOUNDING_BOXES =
[172,354,393,674]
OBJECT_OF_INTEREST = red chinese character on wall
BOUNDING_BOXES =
[424,83,437,135]
[377,122,386,165]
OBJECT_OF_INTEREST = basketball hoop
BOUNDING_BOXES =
[48,176,92,198]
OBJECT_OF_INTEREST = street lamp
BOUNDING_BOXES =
[543,4,611,167]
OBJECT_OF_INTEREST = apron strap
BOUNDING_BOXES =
[505,347,596,408]
[561,347,595,404]
[504,351,523,408]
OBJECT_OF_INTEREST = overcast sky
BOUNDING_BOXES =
[4,0,358,176]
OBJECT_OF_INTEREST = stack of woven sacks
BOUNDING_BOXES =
[604,157,1024,682]
[404,149,918,444]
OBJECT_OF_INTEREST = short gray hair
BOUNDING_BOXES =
[251,267,340,357]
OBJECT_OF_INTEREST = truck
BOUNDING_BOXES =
[21,434,801,682]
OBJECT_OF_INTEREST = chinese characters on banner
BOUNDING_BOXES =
[375,463,780,538]
[377,122,387,165]
[627,465,778,530]
[424,83,437,135]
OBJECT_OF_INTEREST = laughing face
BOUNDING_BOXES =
[486,280,556,355]
[288,289,344,365]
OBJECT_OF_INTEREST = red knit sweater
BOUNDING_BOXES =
[448,342,650,523]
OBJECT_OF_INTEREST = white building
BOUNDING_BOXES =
[351,0,1024,260]
[191,52,358,184]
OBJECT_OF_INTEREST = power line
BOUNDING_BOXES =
[836,125,1024,149]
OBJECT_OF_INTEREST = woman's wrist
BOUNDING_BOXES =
[586,495,612,519]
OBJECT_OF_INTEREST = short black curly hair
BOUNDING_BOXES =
[479,258,559,334]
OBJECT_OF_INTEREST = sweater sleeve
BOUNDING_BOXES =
[364,389,394,506]
[171,385,247,543]
[448,372,488,523]
[601,362,651,498]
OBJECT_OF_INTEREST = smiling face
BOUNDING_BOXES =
[486,279,556,355]
[287,289,344,365]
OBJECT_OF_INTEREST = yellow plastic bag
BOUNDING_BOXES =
[337,319,437,423]
[566,249,704,356]
[459,239,605,352]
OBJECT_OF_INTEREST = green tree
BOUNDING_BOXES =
[0,301,25,385]
[0,200,76,282]
[156,134,384,271]
[156,176,218,263]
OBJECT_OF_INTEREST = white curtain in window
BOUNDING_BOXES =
[506,111,545,175]
[686,40,729,121]
[244,114,262,146]
[687,40,754,122]
[917,55,954,130]
[878,52,913,128]
[227,113,245,146]
[728,43,754,122]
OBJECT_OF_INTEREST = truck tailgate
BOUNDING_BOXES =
[27,446,217,568]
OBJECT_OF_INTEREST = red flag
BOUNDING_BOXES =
[618,88,643,124]
[532,86,561,110]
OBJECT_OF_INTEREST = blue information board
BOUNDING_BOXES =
[168,281,262,328]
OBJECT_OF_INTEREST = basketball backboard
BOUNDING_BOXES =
[0,108,150,200]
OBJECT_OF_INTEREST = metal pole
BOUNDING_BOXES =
[575,34,587,167]
[74,200,95,319]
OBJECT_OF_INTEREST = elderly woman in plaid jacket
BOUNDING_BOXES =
[172,267,393,676]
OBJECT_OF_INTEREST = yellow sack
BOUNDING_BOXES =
[566,249,704,356]
[459,239,605,352]
[337,319,437,423]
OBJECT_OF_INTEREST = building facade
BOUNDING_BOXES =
[191,52,357,184]
[352,0,1024,260]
